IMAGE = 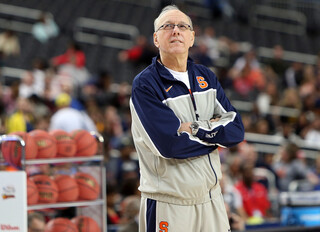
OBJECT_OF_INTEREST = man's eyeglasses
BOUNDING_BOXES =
[156,23,192,32]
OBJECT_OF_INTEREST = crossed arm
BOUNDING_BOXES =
[178,117,221,134]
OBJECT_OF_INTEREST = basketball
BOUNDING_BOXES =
[74,172,100,200]
[45,217,79,232]
[55,175,79,202]
[71,216,101,232]
[70,130,97,157]
[49,130,76,157]
[29,130,57,159]
[31,175,59,203]
[27,178,39,205]
[1,131,38,167]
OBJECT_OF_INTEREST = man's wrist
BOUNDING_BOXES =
[190,122,199,136]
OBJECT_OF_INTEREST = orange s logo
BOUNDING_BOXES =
[159,221,169,232]
[196,76,208,89]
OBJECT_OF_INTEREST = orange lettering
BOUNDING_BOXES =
[196,76,208,89]
[159,221,169,232]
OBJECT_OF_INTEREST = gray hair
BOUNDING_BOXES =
[154,5,193,32]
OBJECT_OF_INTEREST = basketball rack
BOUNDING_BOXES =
[0,131,107,232]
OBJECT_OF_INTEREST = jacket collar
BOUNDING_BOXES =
[152,54,194,81]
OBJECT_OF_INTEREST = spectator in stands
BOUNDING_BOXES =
[51,41,89,90]
[0,51,4,68]
[229,47,260,76]
[279,88,302,111]
[32,11,59,44]
[19,71,34,98]
[82,95,105,134]
[48,92,97,132]
[103,105,125,149]
[199,26,220,62]
[2,81,20,116]
[232,55,266,99]
[112,82,131,113]
[220,164,246,220]
[19,58,48,99]
[94,70,117,107]
[0,29,20,57]
[225,203,245,232]
[225,155,242,185]
[228,47,265,100]
[117,195,140,232]
[301,91,318,113]
[33,114,51,131]
[31,58,48,98]
[106,183,121,226]
[28,212,45,232]
[255,80,280,121]
[238,142,258,167]
[235,162,270,222]
[253,118,271,134]
[120,177,140,199]
[51,41,85,68]
[204,0,234,19]
[300,65,316,97]
[225,39,242,69]
[304,116,320,146]
[118,35,157,69]
[192,40,214,67]
[312,155,320,190]
[266,45,289,81]
[47,67,74,101]
[6,97,35,133]
[284,61,304,88]
[276,116,301,141]
[106,135,139,186]
[295,111,313,139]
[272,142,318,191]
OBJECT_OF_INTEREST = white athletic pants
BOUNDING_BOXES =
[139,187,231,232]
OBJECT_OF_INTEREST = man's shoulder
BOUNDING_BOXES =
[132,64,157,87]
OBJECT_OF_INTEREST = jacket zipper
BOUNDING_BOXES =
[188,89,199,120]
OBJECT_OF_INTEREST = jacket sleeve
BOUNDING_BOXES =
[194,71,245,147]
[130,84,217,159]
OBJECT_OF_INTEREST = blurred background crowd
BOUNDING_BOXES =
[1,0,320,231]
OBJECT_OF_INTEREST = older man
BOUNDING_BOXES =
[130,5,244,232]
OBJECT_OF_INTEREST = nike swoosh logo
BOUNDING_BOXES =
[165,85,173,92]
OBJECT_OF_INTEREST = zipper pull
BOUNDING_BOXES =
[195,111,199,120]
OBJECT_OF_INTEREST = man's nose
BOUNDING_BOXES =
[172,25,180,34]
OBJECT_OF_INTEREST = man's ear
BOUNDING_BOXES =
[153,32,159,48]
[190,30,195,47]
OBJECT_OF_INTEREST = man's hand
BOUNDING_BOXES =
[179,116,221,134]
[210,114,222,122]
[210,118,221,122]
[178,122,192,134]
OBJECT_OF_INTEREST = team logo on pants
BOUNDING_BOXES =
[159,221,169,232]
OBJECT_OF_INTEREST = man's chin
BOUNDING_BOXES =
[168,47,187,55]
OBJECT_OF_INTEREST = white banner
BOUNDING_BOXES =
[0,171,27,232]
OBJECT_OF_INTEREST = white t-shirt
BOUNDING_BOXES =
[165,67,190,90]
[49,107,97,132]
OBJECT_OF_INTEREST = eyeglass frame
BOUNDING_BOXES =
[155,23,193,32]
